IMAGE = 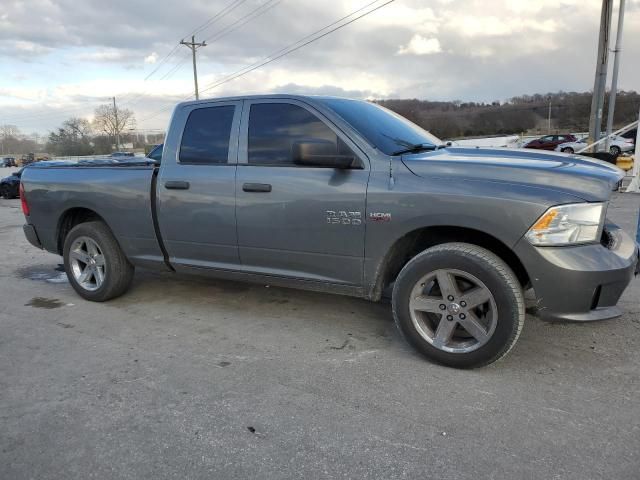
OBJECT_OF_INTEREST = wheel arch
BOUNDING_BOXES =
[56,207,108,254]
[370,225,530,301]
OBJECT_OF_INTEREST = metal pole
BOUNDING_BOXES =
[113,96,119,151]
[548,98,552,133]
[625,107,640,193]
[588,0,614,148]
[605,0,626,153]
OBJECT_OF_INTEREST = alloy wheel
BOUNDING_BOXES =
[69,236,106,291]
[408,269,498,354]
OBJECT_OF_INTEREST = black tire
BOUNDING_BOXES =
[63,221,134,301]
[392,243,524,368]
[609,146,621,156]
[562,147,574,154]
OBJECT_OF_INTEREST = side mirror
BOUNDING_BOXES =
[292,140,356,169]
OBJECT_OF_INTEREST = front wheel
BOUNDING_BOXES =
[392,243,525,368]
[609,146,621,156]
[63,221,134,301]
[562,147,574,154]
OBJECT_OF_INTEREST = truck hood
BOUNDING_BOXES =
[401,147,624,202]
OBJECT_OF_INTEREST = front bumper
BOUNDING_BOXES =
[514,224,639,322]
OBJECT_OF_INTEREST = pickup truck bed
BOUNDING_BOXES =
[24,162,166,270]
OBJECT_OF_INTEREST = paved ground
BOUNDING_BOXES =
[1,170,639,479]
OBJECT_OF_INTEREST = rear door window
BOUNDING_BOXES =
[179,105,235,164]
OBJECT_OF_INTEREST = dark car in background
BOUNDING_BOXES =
[523,134,578,151]
[146,144,163,162]
[0,168,23,199]
[2,157,17,167]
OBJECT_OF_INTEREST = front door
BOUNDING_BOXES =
[157,100,242,269]
[235,99,369,285]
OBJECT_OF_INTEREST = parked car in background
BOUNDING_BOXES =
[146,144,163,162]
[0,167,23,198]
[19,95,638,368]
[111,152,135,158]
[2,157,17,167]
[523,134,577,151]
[621,128,637,146]
[555,136,634,156]
[20,153,35,166]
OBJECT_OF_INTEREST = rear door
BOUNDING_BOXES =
[157,100,242,269]
[235,99,369,285]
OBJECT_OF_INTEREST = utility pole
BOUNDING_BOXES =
[547,96,552,133]
[605,0,626,153]
[588,0,613,148]
[180,35,207,100]
[113,96,120,151]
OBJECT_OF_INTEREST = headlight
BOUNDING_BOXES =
[526,203,605,246]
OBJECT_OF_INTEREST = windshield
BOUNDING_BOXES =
[319,98,443,155]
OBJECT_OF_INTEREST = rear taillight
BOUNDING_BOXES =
[19,182,29,216]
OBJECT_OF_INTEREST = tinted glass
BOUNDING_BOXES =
[319,98,442,156]
[248,103,343,166]
[179,106,235,164]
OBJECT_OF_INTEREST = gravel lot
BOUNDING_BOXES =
[1,169,639,479]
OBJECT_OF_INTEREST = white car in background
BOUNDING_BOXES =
[555,136,634,156]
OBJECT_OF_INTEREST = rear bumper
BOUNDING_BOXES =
[515,224,639,322]
[23,223,42,249]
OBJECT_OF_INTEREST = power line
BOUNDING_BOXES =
[140,0,396,123]
[199,0,395,95]
[142,0,249,83]
[203,0,283,43]
[119,0,265,110]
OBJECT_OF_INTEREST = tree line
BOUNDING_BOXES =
[2,90,638,157]
[376,90,640,139]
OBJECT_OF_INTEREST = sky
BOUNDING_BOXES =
[1,0,639,135]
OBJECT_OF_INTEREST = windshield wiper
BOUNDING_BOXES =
[391,143,445,156]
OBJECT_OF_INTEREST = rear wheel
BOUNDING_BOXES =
[63,221,134,301]
[609,146,621,156]
[561,147,574,154]
[392,243,524,368]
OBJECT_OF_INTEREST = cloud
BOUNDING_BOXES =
[144,52,158,64]
[397,35,442,56]
[0,0,638,134]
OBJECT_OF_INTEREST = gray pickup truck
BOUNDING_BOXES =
[20,95,639,368]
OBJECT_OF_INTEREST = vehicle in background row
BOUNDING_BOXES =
[146,144,163,162]
[523,134,578,150]
[620,127,637,146]
[19,95,639,369]
[0,168,23,199]
[555,136,635,156]
[110,152,136,158]
[2,157,17,167]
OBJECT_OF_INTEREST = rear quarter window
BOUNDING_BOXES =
[179,105,235,164]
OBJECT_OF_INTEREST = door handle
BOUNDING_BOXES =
[242,183,272,193]
[164,181,190,190]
